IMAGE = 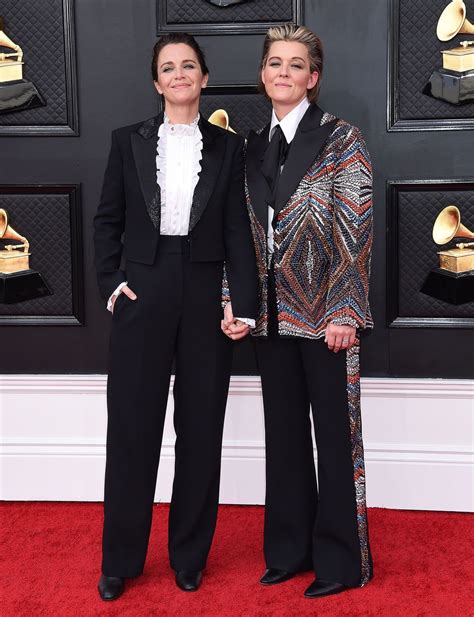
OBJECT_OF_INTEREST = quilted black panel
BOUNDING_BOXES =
[0,193,74,316]
[397,187,474,317]
[201,90,272,136]
[164,0,293,25]
[397,0,474,120]
[0,0,67,126]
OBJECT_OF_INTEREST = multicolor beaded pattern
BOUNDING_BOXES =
[346,339,371,585]
[221,264,230,308]
[246,201,268,337]
[246,115,374,339]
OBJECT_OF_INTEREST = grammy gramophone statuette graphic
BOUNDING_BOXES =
[421,205,474,305]
[0,209,51,304]
[0,16,46,114]
[424,0,474,105]
[208,108,236,133]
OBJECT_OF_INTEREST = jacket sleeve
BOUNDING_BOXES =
[221,264,230,308]
[93,130,127,301]
[324,126,373,330]
[223,136,258,319]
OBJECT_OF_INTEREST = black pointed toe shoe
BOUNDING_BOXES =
[98,574,125,601]
[259,568,295,585]
[175,570,203,592]
[304,578,349,598]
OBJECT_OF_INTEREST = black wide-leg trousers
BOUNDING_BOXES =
[102,237,232,577]
[253,271,372,587]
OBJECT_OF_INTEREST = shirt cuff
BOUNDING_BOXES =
[107,281,128,312]
[235,317,256,329]
[330,316,358,329]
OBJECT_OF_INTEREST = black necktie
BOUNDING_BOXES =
[261,125,290,208]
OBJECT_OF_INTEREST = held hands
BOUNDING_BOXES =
[111,291,351,350]
[111,285,137,313]
[325,322,356,353]
[221,302,250,341]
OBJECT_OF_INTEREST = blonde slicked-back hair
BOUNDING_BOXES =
[258,24,324,103]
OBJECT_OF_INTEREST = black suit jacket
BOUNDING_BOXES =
[94,113,258,318]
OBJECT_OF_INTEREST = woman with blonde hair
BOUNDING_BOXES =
[233,23,374,598]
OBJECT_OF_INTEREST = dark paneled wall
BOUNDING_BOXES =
[1,0,473,377]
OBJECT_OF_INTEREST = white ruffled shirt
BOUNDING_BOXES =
[157,113,202,234]
[107,114,254,327]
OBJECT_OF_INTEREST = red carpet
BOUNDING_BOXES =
[1,504,473,616]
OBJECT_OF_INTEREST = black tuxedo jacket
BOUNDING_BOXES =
[94,113,258,318]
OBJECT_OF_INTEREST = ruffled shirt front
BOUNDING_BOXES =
[156,113,202,235]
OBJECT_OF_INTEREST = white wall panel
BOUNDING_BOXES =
[1,376,472,511]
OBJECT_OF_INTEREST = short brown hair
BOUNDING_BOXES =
[257,25,324,103]
[151,32,209,82]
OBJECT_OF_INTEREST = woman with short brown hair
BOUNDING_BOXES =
[94,32,257,601]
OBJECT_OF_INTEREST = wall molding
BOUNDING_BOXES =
[1,374,472,397]
[1,375,473,511]
[2,437,472,462]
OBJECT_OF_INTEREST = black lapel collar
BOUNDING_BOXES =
[188,116,225,232]
[246,124,270,231]
[131,114,163,230]
[274,104,337,217]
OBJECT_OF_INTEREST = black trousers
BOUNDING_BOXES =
[102,236,232,577]
[253,268,372,587]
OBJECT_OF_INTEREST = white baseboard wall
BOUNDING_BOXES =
[1,375,473,512]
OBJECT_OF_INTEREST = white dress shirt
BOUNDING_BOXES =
[157,113,202,235]
[107,114,254,327]
[267,97,310,255]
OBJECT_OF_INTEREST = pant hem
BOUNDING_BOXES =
[315,569,374,589]
[170,562,207,572]
[101,568,143,579]
[265,562,313,575]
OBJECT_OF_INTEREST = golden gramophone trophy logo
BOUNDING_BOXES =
[0,16,46,114]
[424,0,474,104]
[0,209,51,303]
[421,205,474,304]
[208,109,236,133]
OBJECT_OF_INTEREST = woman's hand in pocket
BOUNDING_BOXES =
[112,285,137,313]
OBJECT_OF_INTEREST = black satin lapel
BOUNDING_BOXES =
[274,113,336,217]
[246,127,270,231]
[131,116,162,230]
[188,120,225,232]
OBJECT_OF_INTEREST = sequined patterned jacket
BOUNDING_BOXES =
[245,104,373,339]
